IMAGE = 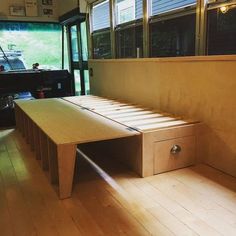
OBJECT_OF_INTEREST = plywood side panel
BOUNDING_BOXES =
[89,57,236,177]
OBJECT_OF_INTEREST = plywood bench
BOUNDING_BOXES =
[14,98,139,199]
[63,96,200,177]
[15,96,200,199]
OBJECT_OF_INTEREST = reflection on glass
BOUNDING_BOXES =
[151,0,196,16]
[150,14,196,57]
[93,31,111,58]
[70,25,79,62]
[115,0,143,25]
[116,25,143,58]
[92,0,110,31]
[74,70,81,95]
[207,8,236,55]
[81,22,88,61]
[84,70,90,95]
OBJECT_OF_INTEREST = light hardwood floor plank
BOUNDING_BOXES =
[92,159,220,236]
[0,171,14,236]
[167,167,236,215]
[0,150,37,236]
[74,177,150,236]
[1,129,236,236]
[148,172,236,236]
[9,134,82,236]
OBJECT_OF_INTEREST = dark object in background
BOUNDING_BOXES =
[0,70,73,128]
[207,8,236,55]
[0,65,5,71]
[32,62,39,69]
[0,69,74,98]
[0,92,34,127]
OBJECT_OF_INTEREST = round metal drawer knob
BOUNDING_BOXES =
[170,145,181,154]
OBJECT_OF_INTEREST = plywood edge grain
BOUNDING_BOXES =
[89,55,236,64]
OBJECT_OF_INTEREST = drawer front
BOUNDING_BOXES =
[154,136,196,174]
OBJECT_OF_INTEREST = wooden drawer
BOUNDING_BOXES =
[154,135,196,174]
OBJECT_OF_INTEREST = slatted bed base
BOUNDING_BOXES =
[15,95,200,198]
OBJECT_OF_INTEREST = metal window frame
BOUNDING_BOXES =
[195,0,207,55]
[143,0,149,57]
[149,5,196,22]
[110,0,116,58]
[88,0,223,58]
[115,18,143,29]
[88,5,93,59]
[207,0,236,10]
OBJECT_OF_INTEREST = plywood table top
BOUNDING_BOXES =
[15,98,139,145]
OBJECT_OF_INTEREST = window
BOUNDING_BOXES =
[63,26,69,70]
[81,22,88,61]
[74,70,81,95]
[116,25,143,58]
[92,0,112,59]
[0,22,62,70]
[70,25,79,62]
[150,14,196,57]
[151,0,196,16]
[115,0,143,25]
[93,30,112,59]
[149,0,196,57]
[90,0,236,58]
[207,5,236,55]
[92,0,110,31]
[115,0,143,58]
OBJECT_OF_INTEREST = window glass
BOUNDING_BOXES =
[0,22,62,71]
[92,31,112,58]
[207,7,236,55]
[74,70,81,95]
[92,0,110,31]
[151,0,196,16]
[81,22,88,61]
[150,14,196,57]
[116,25,143,58]
[116,0,143,25]
[84,70,90,95]
[70,25,79,62]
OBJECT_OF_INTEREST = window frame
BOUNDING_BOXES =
[89,0,236,59]
[91,0,111,32]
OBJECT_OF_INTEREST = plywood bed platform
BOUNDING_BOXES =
[15,95,201,198]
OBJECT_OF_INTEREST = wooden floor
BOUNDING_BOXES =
[0,129,236,236]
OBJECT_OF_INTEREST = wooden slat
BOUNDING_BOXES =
[136,120,188,131]
[107,110,154,119]
[124,116,176,127]
[99,107,145,116]
[116,113,163,122]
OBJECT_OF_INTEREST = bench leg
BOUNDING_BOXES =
[33,125,41,160]
[57,144,76,199]
[39,131,49,170]
[48,140,58,184]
